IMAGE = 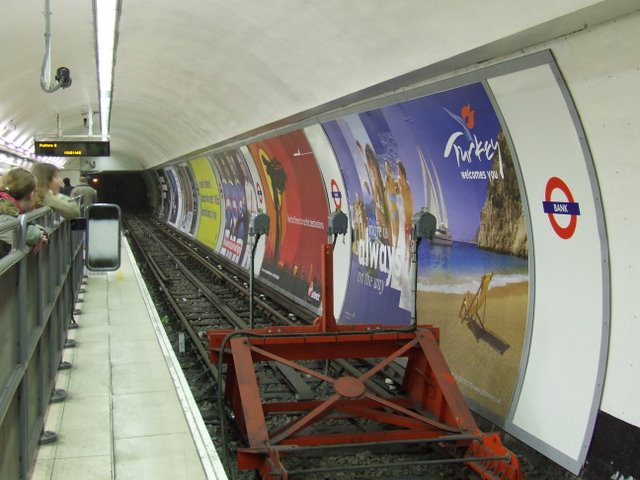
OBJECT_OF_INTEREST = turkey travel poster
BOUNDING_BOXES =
[210,149,253,265]
[322,83,527,342]
[246,130,329,310]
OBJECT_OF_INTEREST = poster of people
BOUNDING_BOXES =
[246,130,329,310]
[323,112,425,326]
[323,82,529,420]
[210,149,255,266]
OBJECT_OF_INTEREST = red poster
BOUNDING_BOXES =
[247,130,329,309]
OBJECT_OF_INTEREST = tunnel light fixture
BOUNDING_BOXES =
[95,0,119,136]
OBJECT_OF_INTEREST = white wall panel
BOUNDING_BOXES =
[303,125,350,321]
[489,63,608,473]
[552,11,640,428]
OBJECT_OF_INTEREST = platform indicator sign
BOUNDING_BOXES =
[34,140,110,157]
[542,176,580,239]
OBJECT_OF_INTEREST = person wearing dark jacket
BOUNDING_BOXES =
[60,177,73,196]
[70,175,98,209]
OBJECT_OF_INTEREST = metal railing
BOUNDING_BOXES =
[0,204,84,479]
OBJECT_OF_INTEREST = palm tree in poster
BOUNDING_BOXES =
[263,156,287,262]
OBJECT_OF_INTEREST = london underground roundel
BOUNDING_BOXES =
[542,176,581,239]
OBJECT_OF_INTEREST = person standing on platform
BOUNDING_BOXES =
[32,163,81,219]
[70,175,98,210]
[0,167,49,254]
[60,177,73,196]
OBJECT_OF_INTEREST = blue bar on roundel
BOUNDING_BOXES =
[542,201,581,215]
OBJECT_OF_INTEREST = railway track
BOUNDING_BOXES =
[123,213,501,480]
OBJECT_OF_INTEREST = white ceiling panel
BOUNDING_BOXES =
[0,0,637,170]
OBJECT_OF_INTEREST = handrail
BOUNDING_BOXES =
[0,207,84,479]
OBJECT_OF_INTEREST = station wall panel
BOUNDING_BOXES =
[153,51,607,475]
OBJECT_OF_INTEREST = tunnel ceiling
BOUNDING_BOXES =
[0,0,638,171]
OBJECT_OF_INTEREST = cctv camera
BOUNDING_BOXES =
[55,67,72,89]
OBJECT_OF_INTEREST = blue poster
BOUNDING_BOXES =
[210,149,254,266]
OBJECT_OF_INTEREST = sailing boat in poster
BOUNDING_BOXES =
[417,144,453,245]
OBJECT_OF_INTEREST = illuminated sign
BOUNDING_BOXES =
[34,140,110,157]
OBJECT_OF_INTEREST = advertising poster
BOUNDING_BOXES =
[323,82,528,420]
[210,149,255,266]
[246,130,329,310]
[322,112,428,326]
[155,169,171,221]
[176,163,197,235]
[190,156,222,249]
[164,167,180,226]
[239,145,266,271]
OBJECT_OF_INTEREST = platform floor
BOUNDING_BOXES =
[30,239,227,480]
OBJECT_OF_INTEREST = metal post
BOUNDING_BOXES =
[410,209,437,327]
[248,212,269,329]
[249,234,256,329]
[16,220,29,479]
[410,235,419,327]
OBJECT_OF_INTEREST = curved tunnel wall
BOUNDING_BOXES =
[152,51,607,474]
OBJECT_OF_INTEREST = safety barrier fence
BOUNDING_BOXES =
[0,206,84,479]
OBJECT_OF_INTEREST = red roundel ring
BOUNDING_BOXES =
[545,177,577,240]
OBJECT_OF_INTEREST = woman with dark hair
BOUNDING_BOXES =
[0,167,49,253]
[32,162,80,219]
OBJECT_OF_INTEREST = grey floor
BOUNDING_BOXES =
[30,241,226,480]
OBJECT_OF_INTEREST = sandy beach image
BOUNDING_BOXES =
[417,281,529,419]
